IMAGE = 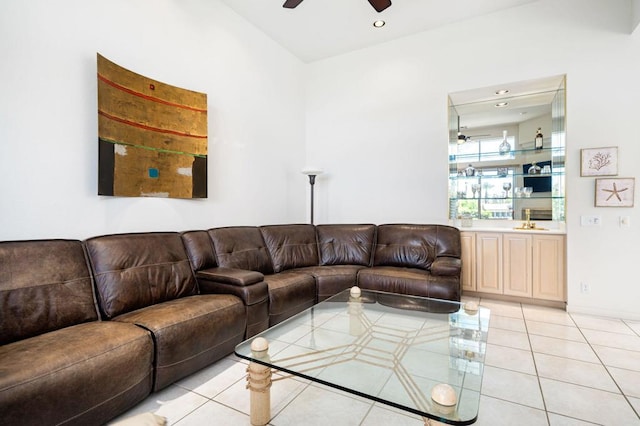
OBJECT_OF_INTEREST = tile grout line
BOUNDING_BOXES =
[120,301,640,425]
[568,312,640,421]
[519,302,552,426]
[479,298,552,422]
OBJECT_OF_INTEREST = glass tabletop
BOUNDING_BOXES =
[235,288,490,425]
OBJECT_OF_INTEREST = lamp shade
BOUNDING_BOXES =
[302,168,323,176]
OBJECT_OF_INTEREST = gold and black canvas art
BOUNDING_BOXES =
[97,53,207,198]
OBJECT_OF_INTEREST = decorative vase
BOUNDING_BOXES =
[465,164,476,176]
[528,162,541,175]
[499,130,511,155]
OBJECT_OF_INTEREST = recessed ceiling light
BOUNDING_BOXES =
[495,102,509,108]
[373,20,385,28]
[495,89,510,95]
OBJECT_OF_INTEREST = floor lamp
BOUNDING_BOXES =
[302,169,322,224]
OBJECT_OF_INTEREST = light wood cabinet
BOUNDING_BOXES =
[460,232,476,292]
[532,235,565,301]
[460,231,565,303]
[475,233,503,295]
[503,234,532,297]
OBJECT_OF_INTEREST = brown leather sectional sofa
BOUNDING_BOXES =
[0,223,460,425]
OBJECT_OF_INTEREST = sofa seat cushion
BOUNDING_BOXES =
[114,294,246,391]
[263,272,316,326]
[0,321,153,426]
[357,266,460,301]
[297,265,365,301]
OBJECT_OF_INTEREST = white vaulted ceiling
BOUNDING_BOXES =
[219,0,539,62]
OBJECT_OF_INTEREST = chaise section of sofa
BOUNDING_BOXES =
[357,224,462,300]
[0,239,153,426]
[85,232,246,392]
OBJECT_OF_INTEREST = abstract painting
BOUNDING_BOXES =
[97,54,207,198]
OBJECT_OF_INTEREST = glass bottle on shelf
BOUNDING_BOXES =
[465,164,476,176]
[499,130,511,155]
[535,128,543,150]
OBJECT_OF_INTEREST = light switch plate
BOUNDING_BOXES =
[620,216,631,228]
[581,215,602,227]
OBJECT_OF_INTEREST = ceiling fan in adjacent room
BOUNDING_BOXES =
[283,0,392,13]
[456,117,489,144]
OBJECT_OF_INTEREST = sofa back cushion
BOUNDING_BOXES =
[316,224,375,266]
[373,224,461,271]
[209,227,273,275]
[260,224,318,273]
[0,239,98,345]
[181,230,217,271]
[85,232,198,319]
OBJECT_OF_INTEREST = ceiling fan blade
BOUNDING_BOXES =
[368,0,392,13]
[283,0,304,8]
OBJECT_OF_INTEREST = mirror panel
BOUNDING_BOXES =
[448,75,566,222]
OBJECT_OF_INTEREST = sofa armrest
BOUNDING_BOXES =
[196,267,264,287]
[196,267,269,337]
[430,257,461,276]
[196,267,267,307]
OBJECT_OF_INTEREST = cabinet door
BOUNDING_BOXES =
[460,232,476,291]
[476,233,502,294]
[503,234,532,297]
[532,235,566,301]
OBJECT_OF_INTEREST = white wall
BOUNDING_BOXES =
[2,0,639,320]
[305,0,640,319]
[0,0,306,240]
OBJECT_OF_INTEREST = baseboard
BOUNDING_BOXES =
[566,304,640,321]
[462,291,566,310]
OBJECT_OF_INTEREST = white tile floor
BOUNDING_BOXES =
[110,298,640,425]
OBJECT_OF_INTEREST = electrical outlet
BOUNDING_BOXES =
[580,282,590,293]
[581,215,602,227]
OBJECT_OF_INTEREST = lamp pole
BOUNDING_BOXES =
[302,169,322,225]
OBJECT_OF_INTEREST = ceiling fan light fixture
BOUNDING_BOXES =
[457,133,467,144]
[283,0,391,12]
[373,20,386,28]
[282,0,304,8]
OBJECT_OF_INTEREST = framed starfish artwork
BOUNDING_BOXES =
[595,178,635,207]
[581,147,618,176]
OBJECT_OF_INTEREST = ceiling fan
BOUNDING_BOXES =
[456,117,490,144]
[458,133,491,144]
[283,0,392,13]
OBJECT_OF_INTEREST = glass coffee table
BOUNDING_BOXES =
[235,287,490,425]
